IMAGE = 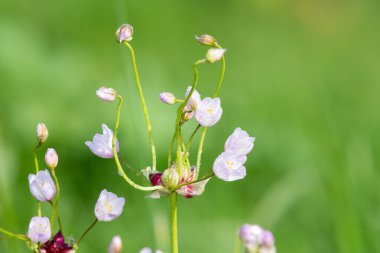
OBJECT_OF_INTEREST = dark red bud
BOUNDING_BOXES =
[149,172,163,186]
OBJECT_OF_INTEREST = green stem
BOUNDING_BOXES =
[0,228,28,241]
[112,96,163,191]
[76,218,98,245]
[50,170,62,231]
[123,41,157,171]
[173,172,214,190]
[49,201,62,232]
[170,193,178,253]
[183,124,201,162]
[196,127,208,171]
[33,146,42,217]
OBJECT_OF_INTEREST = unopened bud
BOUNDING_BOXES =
[149,172,163,186]
[45,148,58,170]
[206,48,226,63]
[162,167,179,189]
[159,92,176,105]
[108,235,122,253]
[96,87,117,102]
[116,24,133,43]
[36,123,48,144]
[196,34,217,46]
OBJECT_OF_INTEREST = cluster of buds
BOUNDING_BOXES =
[240,224,276,253]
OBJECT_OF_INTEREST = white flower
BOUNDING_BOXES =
[96,87,117,102]
[28,169,56,202]
[94,189,125,221]
[108,235,123,253]
[213,152,246,181]
[37,123,48,144]
[45,148,58,170]
[224,128,255,156]
[185,86,201,111]
[116,24,133,43]
[28,216,51,244]
[139,247,163,253]
[176,178,210,198]
[195,97,223,127]
[206,48,226,63]
[86,124,119,159]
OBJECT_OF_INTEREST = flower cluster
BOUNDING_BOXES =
[240,224,276,253]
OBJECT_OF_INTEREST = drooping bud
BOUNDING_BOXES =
[96,87,117,102]
[45,148,58,170]
[116,24,133,43]
[159,92,176,105]
[196,34,217,46]
[149,172,163,186]
[37,123,48,144]
[161,167,179,189]
[108,235,123,253]
[206,48,226,63]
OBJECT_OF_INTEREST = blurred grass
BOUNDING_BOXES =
[1,0,380,252]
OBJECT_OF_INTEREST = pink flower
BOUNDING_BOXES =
[116,24,133,43]
[96,87,117,102]
[86,124,119,159]
[28,217,51,244]
[94,189,125,221]
[224,128,255,156]
[194,97,223,127]
[108,235,122,253]
[37,123,48,144]
[213,152,246,181]
[206,48,226,63]
[159,92,176,105]
[239,224,276,253]
[45,148,58,170]
[29,170,56,202]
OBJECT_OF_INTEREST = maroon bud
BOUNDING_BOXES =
[149,172,163,186]
[53,231,65,247]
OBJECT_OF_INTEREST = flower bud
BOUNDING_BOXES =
[116,24,133,43]
[108,235,122,253]
[206,48,226,63]
[96,87,117,102]
[45,148,58,170]
[159,92,176,105]
[162,167,179,189]
[196,34,217,46]
[149,172,163,186]
[37,123,48,144]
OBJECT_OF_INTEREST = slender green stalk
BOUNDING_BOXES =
[183,124,201,162]
[50,170,62,231]
[33,146,42,217]
[49,201,62,232]
[173,172,214,190]
[123,41,157,170]
[233,229,241,253]
[170,193,178,253]
[76,218,98,245]
[112,96,163,191]
[0,228,28,241]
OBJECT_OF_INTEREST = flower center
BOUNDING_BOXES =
[226,160,234,169]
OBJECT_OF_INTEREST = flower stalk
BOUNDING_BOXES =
[170,193,178,253]
[33,146,42,217]
[0,228,28,241]
[76,218,98,245]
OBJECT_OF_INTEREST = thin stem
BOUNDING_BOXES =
[233,228,241,253]
[123,41,157,170]
[196,127,208,171]
[173,172,214,190]
[0,228,28,241]
[49,201,62,232]
[183,124,201,162]
[112,96,163,192]
[50,170,62,231]
[76,218,98,245]
[33,146,42,217]
[170,193,178,253]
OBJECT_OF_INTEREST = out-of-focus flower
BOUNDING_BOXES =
[108,235,122,253]
[149,172,163,186]
[28,217,51,244]
[185,86,201,111]
[213,152,246,181]
[29,169,56,202]
[162,167,180,189]
[194,97,223,127]
[94,189,125,221]
[195,34,217,46]
[86,124,119,159]
[176,178,210,198]
[116,24,133,43]
[96,87,117,102]
[37,123,49,144]
[159,92,176,105]
[205,48,226,63]
[45,148,58,170]
[139,247,163,253]
[239,224,276,253]
[224,128,255,156]
[40,231,73,253]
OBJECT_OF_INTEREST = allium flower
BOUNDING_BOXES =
[239,224,276,253]
[224,128,255,156]
[212,152,247,181]
[86,124,119,159]
[28,217,51,244]
[96,87,117,102]
[45,148,58,170]
[37,123,48,144]
[159,92,176,105]
[108,235,122,253]
[185,86,201,111]
[139,247,163,253]
[40,231,73,253]
[206,48,226,63]
[94,189,125,221]
[161,167,180,189]
[195,34,217,46]
[116,24,133,43]
[29,169,56,202]
[194,97,223,127]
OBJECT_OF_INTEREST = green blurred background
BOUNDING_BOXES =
[1,0,379,252]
